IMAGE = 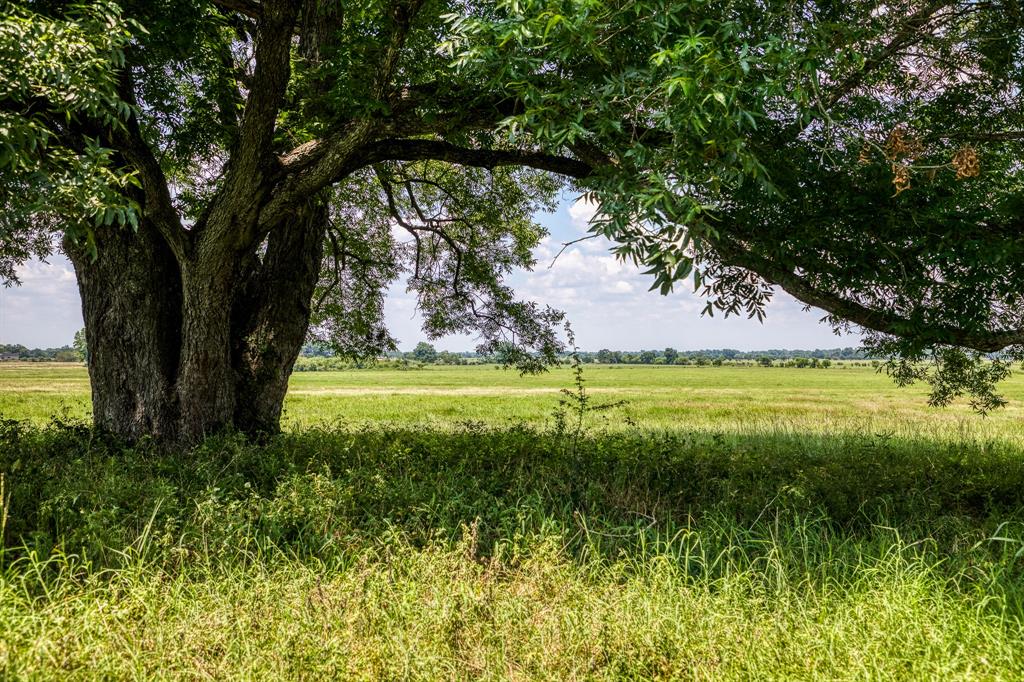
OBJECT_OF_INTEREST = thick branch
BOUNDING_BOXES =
[299,0,342,63]
[365,139,594,178]
[822,0,956,110]
[233,1,294,171]
[113,75,190,262]
[939,131,1024,143]
[211,0,297,239]
[263,137,593,235]
[712,236,1024,352]
[209,0,263,20]
[373,0,425,101]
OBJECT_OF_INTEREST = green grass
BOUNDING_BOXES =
[1,363,1024,679]
[5,362,1024,441]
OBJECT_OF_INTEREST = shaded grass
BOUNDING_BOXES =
[1,420,1024,679]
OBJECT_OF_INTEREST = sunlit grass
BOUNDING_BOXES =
[4,519,1022,680]
[4,362,1024,443]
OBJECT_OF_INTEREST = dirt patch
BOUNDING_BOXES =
[288,387,620,397]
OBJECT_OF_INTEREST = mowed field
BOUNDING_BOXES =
[5,361,1024,440]
[2,362,1024,680]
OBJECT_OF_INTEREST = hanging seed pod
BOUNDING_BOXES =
[884,129,903,161]
[858,144,871,165]
[892,163,912,195]
[884,126,922,161]
[951,145,980,179]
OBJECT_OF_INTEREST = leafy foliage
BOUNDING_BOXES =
[0,1,140,270]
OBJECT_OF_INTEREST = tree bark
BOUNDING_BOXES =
[175,249,242,445]
[69,203,325,446]
[232,200,327,436]
[68,220,182,442]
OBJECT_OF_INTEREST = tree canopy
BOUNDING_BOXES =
[1,0,1021,440]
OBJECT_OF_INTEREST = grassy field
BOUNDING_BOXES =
[2,362,1024,679]
[5,361,1024,440]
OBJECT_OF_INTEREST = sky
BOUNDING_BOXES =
[0,195,860,351]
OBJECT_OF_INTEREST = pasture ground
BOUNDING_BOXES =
[6,361,1024,439]
[1,363,1023,679]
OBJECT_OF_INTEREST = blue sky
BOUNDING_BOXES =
[0,195,860,351]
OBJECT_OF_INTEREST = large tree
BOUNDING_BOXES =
[2,0,1021,443]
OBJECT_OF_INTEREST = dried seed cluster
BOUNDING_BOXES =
[858,145,871,165]
[862,128,982,195]
[951,145,980,179]
[883,127,924,161]
[891,163,912,195]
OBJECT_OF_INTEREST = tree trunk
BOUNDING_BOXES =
[69,205,326,447]
[233,200,327,436]
[68,220,182,442]
[175,241,244,444]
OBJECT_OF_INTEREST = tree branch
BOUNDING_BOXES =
[373,0,425,100]
[548,234,600,269]
[263,136,594,236]
[112,124,191,264]
[209,0,263,20]
[233,1,294,173]
[821,0,956,110]
[364,139,594,178]
[207,0,298,243]
[711,236,1024,352]
[65,71,191,263]
[937,131,1024,143]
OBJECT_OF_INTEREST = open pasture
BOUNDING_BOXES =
[4,361,1024,442]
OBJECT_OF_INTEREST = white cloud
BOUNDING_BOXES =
[0,200,862,353]
[0,255,83,347]
[510,228,859,351]
[567,197,600,233]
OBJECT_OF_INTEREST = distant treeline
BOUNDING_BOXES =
[564,347,873,365]
[293,344,879,371]
[0,344,82,362]
[0,341,873,368]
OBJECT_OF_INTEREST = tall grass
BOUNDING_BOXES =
[0,418,1023,679]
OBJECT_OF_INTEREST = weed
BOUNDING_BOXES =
[552,323,627,456]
